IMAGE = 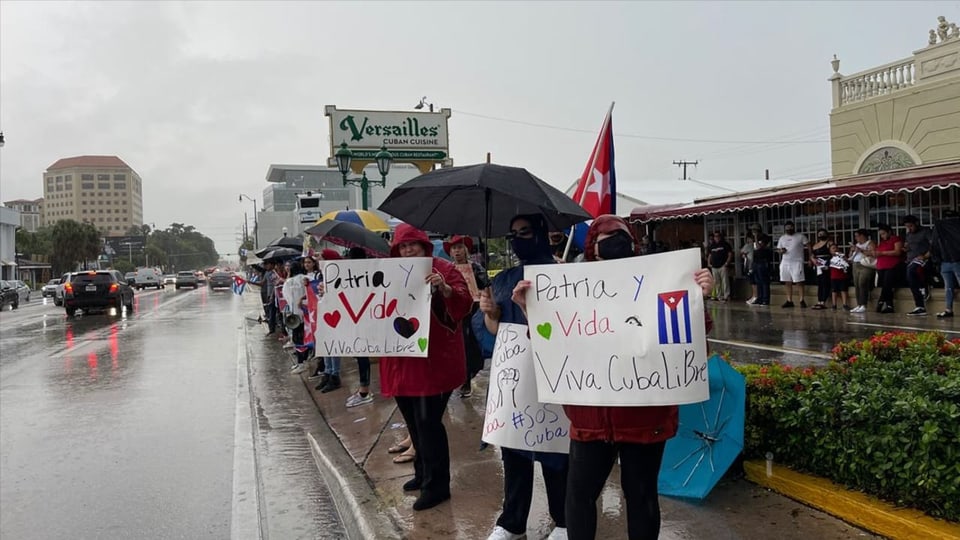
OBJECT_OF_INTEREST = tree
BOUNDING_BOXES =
[50,220,101,273]
[15,226,53,260]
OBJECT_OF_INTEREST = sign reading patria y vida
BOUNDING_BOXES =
[325,105,452,166]
[524,248,709,407]
[315,258,432,357]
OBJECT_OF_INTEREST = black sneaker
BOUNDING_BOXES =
[800,300,808,309]
[313,374,330,390]
[880,306,895,314]
[936,311,954,319]
[907,307,927,316]
[781,301,795,308]
[320,375,341,393]
[459,384,472,398]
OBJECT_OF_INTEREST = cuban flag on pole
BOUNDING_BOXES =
[571,102,616,218]
[232,275,246,295]
[657,290,692,345]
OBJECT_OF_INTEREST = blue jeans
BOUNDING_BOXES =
[324,357,341,375]
[941,261,959,311]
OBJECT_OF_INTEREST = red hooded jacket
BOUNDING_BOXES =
[379,224,473,397]
[562,215,714,444]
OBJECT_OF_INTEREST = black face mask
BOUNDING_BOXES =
[597,233,634,260]
[818,234,827,239]
[785,228,795,234]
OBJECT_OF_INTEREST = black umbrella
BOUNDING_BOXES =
[260,247,301,261]
[266,234,305,249]
[378,163,592,239]
[305,220,391,258]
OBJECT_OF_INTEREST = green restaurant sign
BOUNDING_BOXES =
[325,105,452,167]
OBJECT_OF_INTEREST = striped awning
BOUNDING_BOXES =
[630,161,960,222]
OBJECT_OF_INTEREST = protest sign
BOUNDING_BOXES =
[454,263,481,301]
[524,248,708,406]
[482,323,570,453]
[315,257,432,357]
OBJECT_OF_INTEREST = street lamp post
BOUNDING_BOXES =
[239,194,258,248]
[335,142,393,210]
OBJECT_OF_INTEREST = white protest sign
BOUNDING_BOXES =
[525,248,709,406]
[315,257,432,357]
[481,323,571,453]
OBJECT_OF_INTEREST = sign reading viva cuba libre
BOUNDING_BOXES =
[325,105,452,166]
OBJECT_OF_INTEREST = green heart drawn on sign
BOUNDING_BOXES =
[536,322,552,340]
[418,338,428,352]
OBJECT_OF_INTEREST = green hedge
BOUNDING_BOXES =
[735,331,960,522]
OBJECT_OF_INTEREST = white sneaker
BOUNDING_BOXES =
[486,526,525,540]
[282,340,294,349]
[546,527,567,540]
[852,305,866,313]
[291,363,306,374]
[745,297,757,305]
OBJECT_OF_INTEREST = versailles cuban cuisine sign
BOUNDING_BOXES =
[325,105,452,166]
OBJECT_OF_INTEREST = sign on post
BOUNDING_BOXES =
[315,258,432,357]
[325,105,453,169]
[524,248,709,406]
[481,323,571,453]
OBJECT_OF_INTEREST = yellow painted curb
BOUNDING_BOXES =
[744,460,960,540]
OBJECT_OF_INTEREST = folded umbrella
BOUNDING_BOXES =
[658,353,745,499]
[305,220,390,258]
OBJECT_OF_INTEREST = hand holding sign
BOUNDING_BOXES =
[511,279,532,313]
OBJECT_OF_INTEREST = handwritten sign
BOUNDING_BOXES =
[525,248,709,406]
[315,258,432,357]
[481,323,571,453]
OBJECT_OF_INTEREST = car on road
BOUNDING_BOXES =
[207,271,234,290]
[62,270,135,317]
[135,267,164,290]
[195,271,207,285]
[1,280,31,304]
[53,272,72,306]
[124,272,136,286]
[42,278,61,298]
[175,271,198,289]
[163,274,177,286]
[0,281,19,310]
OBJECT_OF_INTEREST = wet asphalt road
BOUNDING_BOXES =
[0,288,343,539]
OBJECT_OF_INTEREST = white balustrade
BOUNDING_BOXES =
[838,58,915,106]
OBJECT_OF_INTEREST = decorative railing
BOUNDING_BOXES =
[838,57,915,106]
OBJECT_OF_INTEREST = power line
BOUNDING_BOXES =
[454,109,830,144]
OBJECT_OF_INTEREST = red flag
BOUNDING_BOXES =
[571,104,617,217]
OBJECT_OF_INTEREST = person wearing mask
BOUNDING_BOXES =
[776,221,809,308]
[443,235,490,398]
[809,229,832,310]
[931,209,960,319]
[344,247,374,407]
[751,234,774,306]
[847,229,877,313]
[874,224,904,314]
[902,215,933,316]
[549,231,582,263]
[476,214,568,540]
[511,215,714,540]
[707,231,733,302]
[381,224,473,511]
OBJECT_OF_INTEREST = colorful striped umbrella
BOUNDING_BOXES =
[314,210,390,232]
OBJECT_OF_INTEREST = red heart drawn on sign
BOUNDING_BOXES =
[323,311,342,328]
[408,317,419,333]
[386,299,398,317]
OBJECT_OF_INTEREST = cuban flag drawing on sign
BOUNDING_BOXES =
[657,290,692,345]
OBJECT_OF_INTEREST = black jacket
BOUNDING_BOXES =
[932,217,960,263]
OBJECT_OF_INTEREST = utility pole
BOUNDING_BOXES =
[673,160,699,180]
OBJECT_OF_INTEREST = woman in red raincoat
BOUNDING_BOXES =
[380,224,473,511]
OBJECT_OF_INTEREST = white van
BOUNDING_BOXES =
[134,268,164,290]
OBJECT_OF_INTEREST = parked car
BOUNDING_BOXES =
[1,280,30,304]
[54,273,72,306]
[135,267,164,290]
[62,270,135,317]
[175,271,198,289]
[208,271,234,290]
[124,272,136,286]
[0,281,19,310]
[42,278,61,298]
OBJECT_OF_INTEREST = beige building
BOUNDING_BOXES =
[42,155,144,236]
[2,198,43,232]
[829,15,960,177]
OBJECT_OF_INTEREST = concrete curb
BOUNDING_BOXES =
[306,420,404,540]
[744,460,960,540]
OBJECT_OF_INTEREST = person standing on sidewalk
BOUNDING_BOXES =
[776,221,809,308]
[740,231,757,304]
[847,229,877,313]
[752,234,774,306]
[875,224,904,314]
[809,229,832,310]
[380,224,473,511]
[444,235,490,398]
[344,247,374,407]
[511,215,714,540]
[707,231,733,301]
[931,209,960,319]
[902,215,933,316]
[476,213,568,540]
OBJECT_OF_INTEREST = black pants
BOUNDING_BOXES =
[753,262,770,304]
[395,393,452,497]
[265,300,277,333]
[878,268,897,308]
[906,261,928,308]
[496,448,567,534]
[356,357,370,387]
[816,269,831,303]
[566,440,666,540]
[464,303,484,383]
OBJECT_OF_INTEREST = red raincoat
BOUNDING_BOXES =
[562,215,714,444]
[379,224,473,397]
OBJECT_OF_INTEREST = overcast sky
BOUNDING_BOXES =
[1,1,955,254]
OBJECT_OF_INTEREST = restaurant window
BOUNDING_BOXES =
[868,193,909,235]
[823,198,860,249]
[908,189,953,226]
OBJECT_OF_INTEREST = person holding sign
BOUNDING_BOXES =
[443,235,490,398]
[512,215,714,540]
[476,214,568,540]
[380,224,473,511]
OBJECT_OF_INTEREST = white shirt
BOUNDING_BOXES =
[777,233,808,263]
